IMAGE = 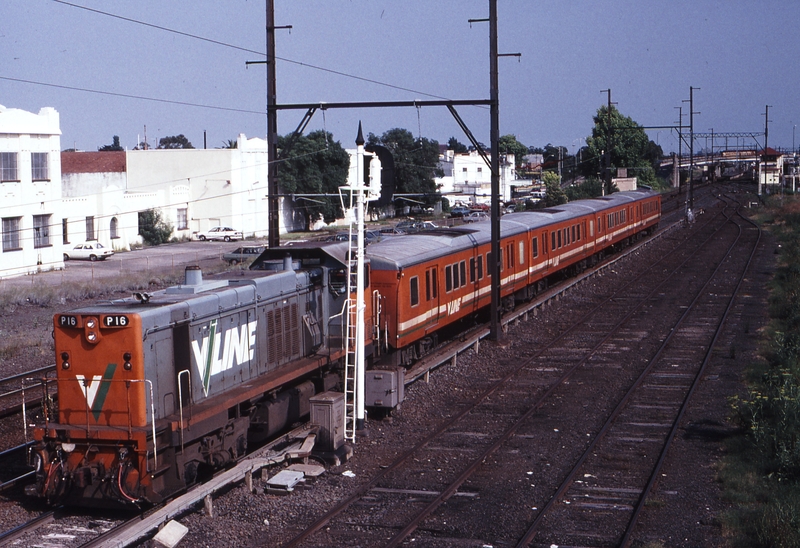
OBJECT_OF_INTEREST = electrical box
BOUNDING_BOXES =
[365,367,405,409]
[309,391,345,451]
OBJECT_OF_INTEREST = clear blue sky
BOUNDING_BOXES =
[2,0,799,155]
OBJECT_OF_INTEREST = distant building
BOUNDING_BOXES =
[0,105,63,278]
[61,134,273,252]
[758,147,783,189]
[437,150,518,205]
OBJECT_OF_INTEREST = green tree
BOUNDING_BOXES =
[220,139,238,149]
[447,137,468,153]
[157,134,194,149]
[366,128,442,204]
[137,209,173,245]
[278,130,350,226]
[98,135,123,152]
[541,171,567,207]
[499,134,529,168]
[582,106,661,190]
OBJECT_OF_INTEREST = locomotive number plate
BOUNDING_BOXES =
[58,315,79,328]
[102,315,130,328]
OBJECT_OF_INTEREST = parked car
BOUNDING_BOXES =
[195,226,243,242]
[449,206,471,218]
[395,220,438,233]
[63,242,114,261]
[463,211,489,223]
[326,230,383,244]
[222,245,266,265]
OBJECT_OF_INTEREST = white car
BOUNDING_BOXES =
[195,226,243,242]
[63,242,114,261]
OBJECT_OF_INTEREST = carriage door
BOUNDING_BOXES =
[425,266,439,327]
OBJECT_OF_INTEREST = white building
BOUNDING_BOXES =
[437,150,518,205]
[0,105,63,278]
[61,134,273,252]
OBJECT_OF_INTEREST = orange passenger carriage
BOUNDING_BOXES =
[366,190,660,366]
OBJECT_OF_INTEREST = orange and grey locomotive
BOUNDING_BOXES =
[26,243,367,507]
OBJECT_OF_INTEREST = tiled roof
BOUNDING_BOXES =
[61,151,126,173]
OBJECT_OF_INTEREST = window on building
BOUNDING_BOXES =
[33,214,51,248]
[110,217,119,239]
[410,276,419,307]
[62,218,69,244]
[2,217,21,251]
[0,153,18,182]
[86,216,95,241]
[31,152,49,180]
[177,208,188,230]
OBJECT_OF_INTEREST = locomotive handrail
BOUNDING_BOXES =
[177,369,192,455]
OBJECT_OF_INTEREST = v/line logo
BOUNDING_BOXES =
[77,363,118,421]
[191,319,258,396]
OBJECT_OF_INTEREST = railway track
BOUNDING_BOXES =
[258,188,755,547]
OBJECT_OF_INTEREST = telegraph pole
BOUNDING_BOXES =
[265,0,280,248]
[489,0,501,341]
[600,89,616,195]
[684,86,699,220]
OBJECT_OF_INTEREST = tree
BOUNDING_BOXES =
[277,130,350,226]
[498,134,529,168]
[366,128,442,204]
[137,209,173,245]
[541,171,567,207]
[220,139,238,149]
[98,135,123,152]
[582,106,661,190]
[447,137,468,154]
[157,134,194,149]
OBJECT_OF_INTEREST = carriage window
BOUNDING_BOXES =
[571,225,576,243]
[551,232,556,250]
[459,260,466,286]
[478,254,484,279]
[518,240,525,265]
[487,252,492,277]
[577,224,581,241]
[410,276,419,307]
[470,258,475,283]
[432,267,438,298]
[445,265,453,292]
[557,230,562,249]
[589,220,594,237]
[532,237,539,258]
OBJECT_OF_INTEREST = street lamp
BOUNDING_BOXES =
[793,124,796,154]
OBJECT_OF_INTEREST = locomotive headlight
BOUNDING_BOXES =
[84,316,100,344]
[61,443,75,453]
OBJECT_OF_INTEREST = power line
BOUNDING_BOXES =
[50,0,452,101]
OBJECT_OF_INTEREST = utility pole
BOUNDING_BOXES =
[489,0,501,341]
[674,106,683,192]
[600,89,616,195]
[761,104,772,195]
[683,86,699,220]
[265,0,280,248]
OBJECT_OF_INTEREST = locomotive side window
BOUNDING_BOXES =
[410,276,419,307]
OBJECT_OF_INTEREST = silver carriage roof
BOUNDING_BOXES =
[367,189,656,271]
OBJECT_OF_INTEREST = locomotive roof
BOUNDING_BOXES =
[367,190,656,270]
